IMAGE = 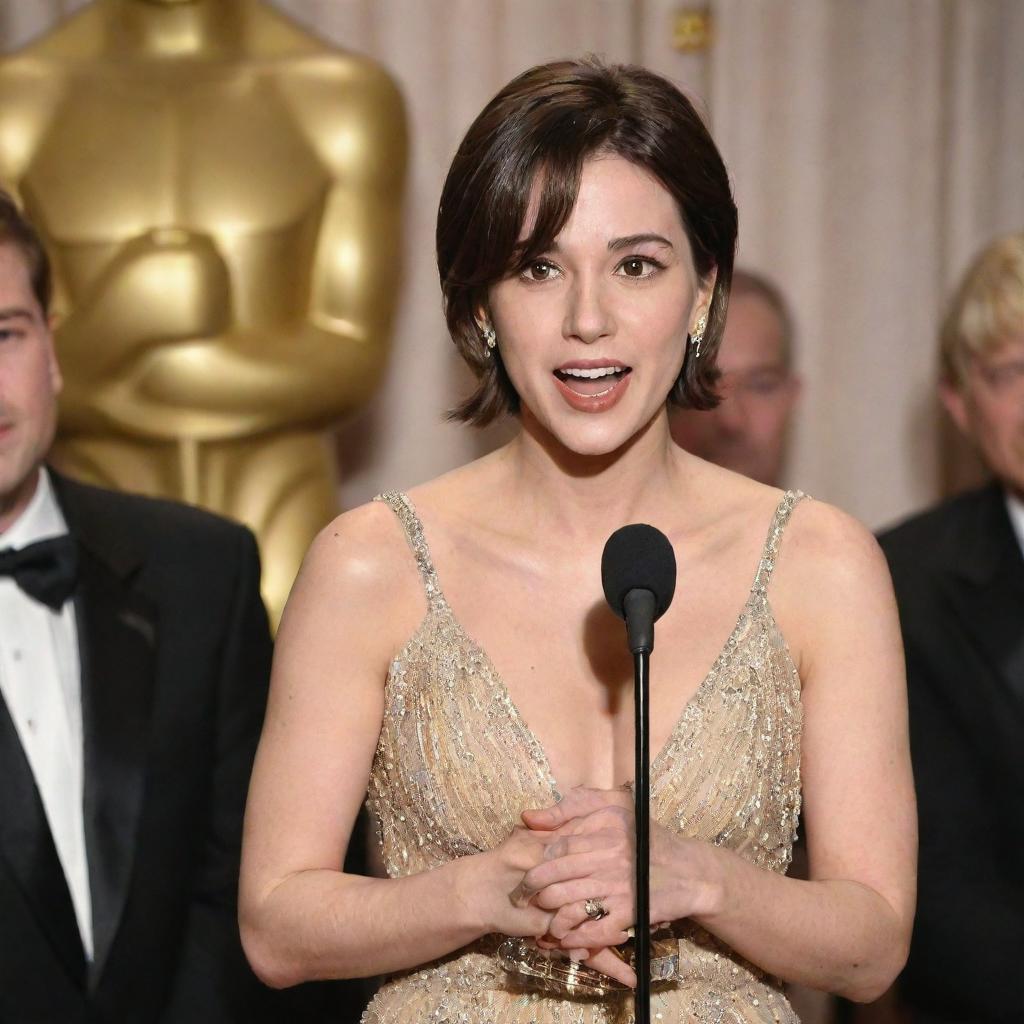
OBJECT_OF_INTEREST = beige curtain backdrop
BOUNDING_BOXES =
[4,0,1023,531]
[710,0,1024,527]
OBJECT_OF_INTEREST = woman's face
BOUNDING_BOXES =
[488,154,713,457]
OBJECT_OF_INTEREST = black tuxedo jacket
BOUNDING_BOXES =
[879,484,1024,1024]
[0,472,273,1023]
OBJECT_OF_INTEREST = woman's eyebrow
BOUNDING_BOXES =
[607,233,674,251]
[0,307,35,322]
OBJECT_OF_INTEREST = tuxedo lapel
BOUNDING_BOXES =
[948,569,1024,705]
[76,547,157,988]
[0,691,87,986]
[944,485,1024,719]
[50,471,158,990]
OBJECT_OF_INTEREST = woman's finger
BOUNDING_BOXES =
[532,877,611,912]
[524,847,626,897]
[540,830,616,863]
[523,851,603,892]
[508,877,539,908]
[546,898,593,938]
[583,947,636,989]
[517,907,554,937]
[522,786,632,830]
[560,917,632,950]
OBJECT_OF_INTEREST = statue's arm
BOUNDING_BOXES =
[57,60,408,439]
[296,58,409,364]
[217,57,411,422]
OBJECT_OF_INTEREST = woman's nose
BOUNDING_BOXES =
[562,274,614,344]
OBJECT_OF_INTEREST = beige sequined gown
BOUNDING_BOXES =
[363,491,806,1024]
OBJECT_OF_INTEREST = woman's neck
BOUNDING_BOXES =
[498,410,695,545]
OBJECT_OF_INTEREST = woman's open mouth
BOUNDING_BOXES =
[552,362,633,411]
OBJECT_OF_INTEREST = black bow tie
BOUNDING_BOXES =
[0,535,78,610]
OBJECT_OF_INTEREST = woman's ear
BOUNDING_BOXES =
[690,268,718,334]
[473,302,492,334]
[697,267,718,317]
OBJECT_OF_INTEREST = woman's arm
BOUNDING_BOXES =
[238,505,553,989]
[694,504,916,1000]
[523,502,917,1002]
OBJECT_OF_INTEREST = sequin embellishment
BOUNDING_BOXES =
[363,491,807,1024]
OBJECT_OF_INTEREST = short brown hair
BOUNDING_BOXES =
[940,231,1024,386]
[437,57,737,425]
[0,190,52,315]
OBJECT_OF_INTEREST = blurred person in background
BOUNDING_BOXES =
[670,269,801,487]
[879,231,1024,1024]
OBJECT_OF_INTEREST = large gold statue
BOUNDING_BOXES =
[0,0,407,625]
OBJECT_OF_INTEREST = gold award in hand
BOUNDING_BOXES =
[497,929,680,997]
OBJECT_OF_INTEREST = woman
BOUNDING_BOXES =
[239,58,916,1023]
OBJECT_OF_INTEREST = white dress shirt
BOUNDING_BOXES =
[1006,491,1024,561]
[0,467,92,960]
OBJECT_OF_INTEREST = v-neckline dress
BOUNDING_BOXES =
[363,490,807,1024]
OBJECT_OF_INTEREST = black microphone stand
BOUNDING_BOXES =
[633,646,651,1024]
[623,588,655,1024]
[601,525,675,1024]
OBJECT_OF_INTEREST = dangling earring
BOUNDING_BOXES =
[480,323,497,355]
[689,311,708,359]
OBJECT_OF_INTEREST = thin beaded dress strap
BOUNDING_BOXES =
[374,491,445,607]
[752,490,808,595]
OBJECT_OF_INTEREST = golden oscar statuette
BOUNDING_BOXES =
[0,0,408,626]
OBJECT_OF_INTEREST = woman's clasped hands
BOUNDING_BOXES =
[499,786,723,989]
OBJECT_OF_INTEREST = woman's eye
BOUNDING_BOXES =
[524,260,558,282]
[617,257,659,279]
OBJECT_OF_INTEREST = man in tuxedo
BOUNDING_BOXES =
[0,192,274,1020]
[879,232,1024,1024]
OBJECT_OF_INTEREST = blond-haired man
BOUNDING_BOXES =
[879,232,1024,1024]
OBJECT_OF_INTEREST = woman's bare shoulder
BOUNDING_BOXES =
[301,451,504,597]
[301,499,414,591]
[769,495,897,672]
[777,494,888,586]
[278,499,424,646]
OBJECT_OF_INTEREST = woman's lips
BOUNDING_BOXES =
[552,367,632,412]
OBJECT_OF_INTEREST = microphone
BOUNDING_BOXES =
[600,523,676,1024]
[601,524,677,652]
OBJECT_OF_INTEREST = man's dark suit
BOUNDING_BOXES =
[879,483,1024,1024]
[0,471,272,1023]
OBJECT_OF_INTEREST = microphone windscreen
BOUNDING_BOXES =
[601,524,677,622]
